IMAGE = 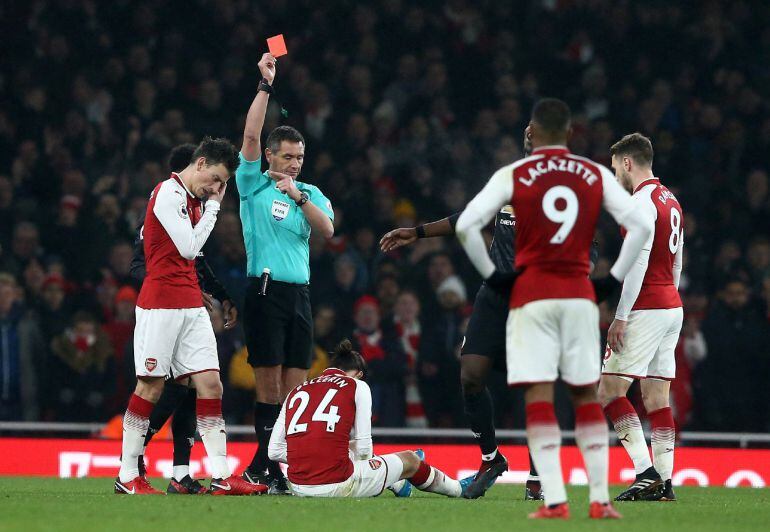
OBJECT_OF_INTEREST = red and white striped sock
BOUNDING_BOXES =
[648,407,675,481]
[411,461,461,497]
[526,401,566,506]
[197,398,229,479]
[604,397,652,475]
[119,394,154,483]
[575,403,610,504]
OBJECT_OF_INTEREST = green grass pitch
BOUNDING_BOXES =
[1,478,768,532]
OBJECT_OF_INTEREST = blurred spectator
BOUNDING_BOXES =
[694,279,770,431]
[102,286,137,411]
[419,275,467,427]
[350,296,407,426]
[392,290,427,428]
[49,311,114,421]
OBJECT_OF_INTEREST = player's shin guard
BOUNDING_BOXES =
[648,407,675,482]
[197,398,229,479]
[526,402,567,506]
[119,394,154,483]
[411,461,462,497]
[248,402,281,474]
[575,403,610,504]
[463,388,498,457]
[604,397,652,475]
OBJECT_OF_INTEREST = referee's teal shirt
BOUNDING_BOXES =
[236,153,334,283]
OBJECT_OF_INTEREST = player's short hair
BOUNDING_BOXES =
[191,136,240,175]
[167,143,197,172]
[266,125,305,153]
[610,133,654,167]
[329,339,367,376]
[531,98,571,135]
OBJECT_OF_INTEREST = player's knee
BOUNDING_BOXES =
[568,383,598,406]
[597,382,618,407]
[194,374,223,399]
[135,377,164,403]
[398,451,420,477]
[460,363,486,395]
[641,389,669,412]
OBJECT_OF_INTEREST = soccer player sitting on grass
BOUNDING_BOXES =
[268,340,473,498]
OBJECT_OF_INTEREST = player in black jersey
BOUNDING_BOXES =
[129,143,240,494]
[380,128,543,500]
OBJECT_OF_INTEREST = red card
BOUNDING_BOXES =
[267,34,288,57]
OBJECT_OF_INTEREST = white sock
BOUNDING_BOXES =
[173,465,190,481]
[119,410,150,483]
[575,404,610,504]
[389,479,407,494]
[650,408,676,482]
[526,403,567,506]
[200,426,229,479]
[481,449,498,461]
[417,467,461,497]
[605,398,653,475]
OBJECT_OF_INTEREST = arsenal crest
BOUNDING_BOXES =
[368,458,382,470]
[145,358,158,372]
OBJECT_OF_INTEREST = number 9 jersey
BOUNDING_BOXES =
[268,368,373,486]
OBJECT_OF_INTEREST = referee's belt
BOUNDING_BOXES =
[249,277,309,288]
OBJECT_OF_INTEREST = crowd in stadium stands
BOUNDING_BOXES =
[1,1,769,432]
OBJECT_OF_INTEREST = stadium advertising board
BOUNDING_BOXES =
[0,439,767,487]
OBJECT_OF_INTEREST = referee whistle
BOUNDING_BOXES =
[260,268,271,296]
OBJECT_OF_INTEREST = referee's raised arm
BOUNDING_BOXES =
[241,53,274,161]
[235,54,335,493]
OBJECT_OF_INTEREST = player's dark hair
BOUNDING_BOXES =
[531,98,571,136]
[191,136,240,175]
[167,143,197,172]
[266,125,305,153]
[610,132,654,167]
[329,339,367,376]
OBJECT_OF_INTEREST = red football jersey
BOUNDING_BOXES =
[630,178,683,310]
[136,174,204,309]
[283,368,363,485]
[510,146,605,307]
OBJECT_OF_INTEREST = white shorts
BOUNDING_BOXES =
[602,307,683,381]
[134,307,219,380]
[506,298,600,386]
[289,454,404,498]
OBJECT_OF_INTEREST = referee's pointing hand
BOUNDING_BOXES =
[270,170,301,202]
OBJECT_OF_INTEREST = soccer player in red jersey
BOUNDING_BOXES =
[268,340,472,498]
[598,133,683,502]
[115,137,265,496]
[456,99,653,519]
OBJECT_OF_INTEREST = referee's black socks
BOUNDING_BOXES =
[463,388,498,458]
[248,402,282,475]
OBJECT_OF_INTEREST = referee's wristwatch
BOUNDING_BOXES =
[258,78,274,94]
[295,191,309,206]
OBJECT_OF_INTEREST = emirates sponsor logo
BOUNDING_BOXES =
[145,358,158,372]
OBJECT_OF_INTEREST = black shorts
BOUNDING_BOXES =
[243,278,313,369]
[461,283,508,371]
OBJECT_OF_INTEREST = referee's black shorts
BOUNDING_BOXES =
[243,278,313,369]
[460,283,509,372]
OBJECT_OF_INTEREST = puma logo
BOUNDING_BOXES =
[663,448,674,453]
[619,434,630,443]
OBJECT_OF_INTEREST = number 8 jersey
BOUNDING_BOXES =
[269,368,373,486]
[620,178,683,313]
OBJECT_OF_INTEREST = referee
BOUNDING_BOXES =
[236,54,334,493]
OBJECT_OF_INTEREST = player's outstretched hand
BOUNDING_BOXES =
[607,318,627,352]
[258,53,276,84]
[223,300,238,329]
[380,228,418,252]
